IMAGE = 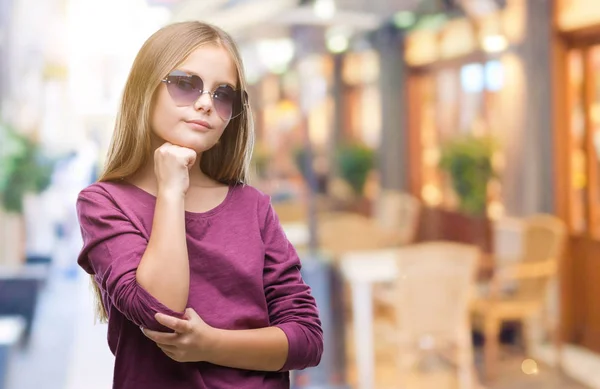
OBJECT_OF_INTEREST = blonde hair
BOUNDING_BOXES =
[92,21,254,322]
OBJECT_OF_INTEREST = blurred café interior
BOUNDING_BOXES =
[3,0,600,388]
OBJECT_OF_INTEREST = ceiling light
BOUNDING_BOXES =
[314,0,335,20]
[482,34,508,53]
[256,39,295,74]
[327,35,349,53]
[325,26,351,54]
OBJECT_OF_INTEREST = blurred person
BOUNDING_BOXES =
[75,22,322,389]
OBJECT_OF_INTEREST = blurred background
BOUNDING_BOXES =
[1,0,600,388]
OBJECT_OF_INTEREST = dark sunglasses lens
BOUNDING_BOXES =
[214,88,247,120]
[165,74,203,106]
[213,86,236,120]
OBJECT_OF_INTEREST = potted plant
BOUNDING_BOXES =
[0,122,54,265]
[0,122,55,345]
[334,143,375,214]
[439,134,498,216]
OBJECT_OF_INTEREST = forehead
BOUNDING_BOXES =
[177,44,237,87]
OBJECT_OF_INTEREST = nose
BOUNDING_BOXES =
[193,90,213,112]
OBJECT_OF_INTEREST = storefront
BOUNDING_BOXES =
[554,0,600,354]
[403,1,527,250]
[250,53,337,199]
[339,50,381,149]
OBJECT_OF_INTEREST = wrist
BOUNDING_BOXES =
[157,187,186,200]
[204,327,225,364]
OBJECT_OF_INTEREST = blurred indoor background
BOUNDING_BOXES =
[1,0,600,388]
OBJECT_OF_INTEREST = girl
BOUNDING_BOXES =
[75,21,323,389]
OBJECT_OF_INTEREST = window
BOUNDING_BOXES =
[415,59,506,215]
[567,44,600,238]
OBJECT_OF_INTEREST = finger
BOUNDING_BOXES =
[185,153,197,168]
[156,343,178,353]
[141,327,178,345]
[184,308,200,320]
[156,142,172,152]
[155,313,192,333]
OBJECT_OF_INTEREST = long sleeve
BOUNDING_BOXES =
[76,187,185,331]
[259,196,323,371]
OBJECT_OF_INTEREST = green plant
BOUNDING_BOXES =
[336,143,375,196]
[439,134,498,216]
[0,123,55,213]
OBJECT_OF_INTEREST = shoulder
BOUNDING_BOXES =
[231,183,272,210]
[76,181,150,235]
[77,181,117,208]
[78,182,113,205]
[79,180,142,201]
[77,181,144,216]
[228,184,276,229]
[79,181,113,199]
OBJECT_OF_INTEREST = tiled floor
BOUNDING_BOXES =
[345,356,587,389]
[343,347,588,389]
[6,271,79,389]
[6,269,113,389]
[483,355,586,389]
[343,325,589,389]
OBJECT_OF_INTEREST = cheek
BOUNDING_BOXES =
[216,119,230,135]
[151,92,180,136]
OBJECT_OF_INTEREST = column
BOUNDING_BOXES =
[328,53,345,177]
[373,24,409,192]
[509,0,555,215]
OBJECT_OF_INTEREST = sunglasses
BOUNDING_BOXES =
[161,70,248,121]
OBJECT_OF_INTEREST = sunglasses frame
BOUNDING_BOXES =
[161,70,248,121]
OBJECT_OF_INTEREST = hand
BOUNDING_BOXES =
[141,308,216,363]
[154,142,197,196]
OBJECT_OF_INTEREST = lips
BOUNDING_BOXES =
[185,119,212,131]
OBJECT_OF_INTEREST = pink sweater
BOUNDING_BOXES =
[76,181,322,389]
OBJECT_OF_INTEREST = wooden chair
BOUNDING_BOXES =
[470,214,567,380]
[389,242,481,389]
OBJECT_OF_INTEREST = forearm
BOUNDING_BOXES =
[137,190,189,312]
[208,326,288,371]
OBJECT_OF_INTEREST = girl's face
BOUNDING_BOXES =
[151,44,239,154]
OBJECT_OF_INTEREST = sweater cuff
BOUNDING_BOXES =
[275,322,310,372]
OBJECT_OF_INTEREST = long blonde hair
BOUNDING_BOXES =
[92,21,254,322]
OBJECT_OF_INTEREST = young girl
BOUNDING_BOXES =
[75,21,323,388]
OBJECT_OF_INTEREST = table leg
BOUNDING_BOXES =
[351,281,374,389]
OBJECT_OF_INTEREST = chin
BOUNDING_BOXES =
[192,144,217,154]
[166,134,217,153]
[175,137,218,154]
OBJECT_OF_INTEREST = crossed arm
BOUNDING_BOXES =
[142,309,289,371]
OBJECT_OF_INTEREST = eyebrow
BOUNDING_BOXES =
[176,68,237,90]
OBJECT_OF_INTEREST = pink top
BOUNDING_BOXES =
[76,181,322,389]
